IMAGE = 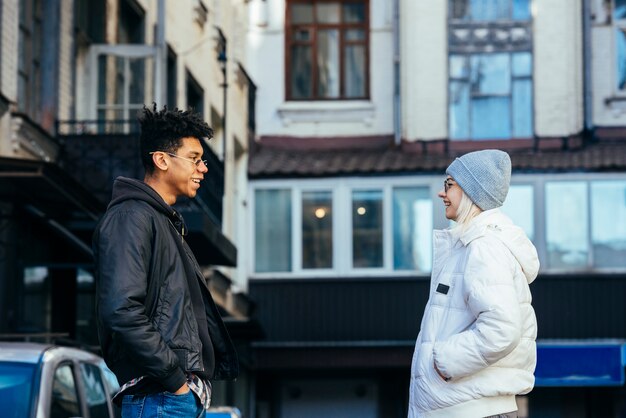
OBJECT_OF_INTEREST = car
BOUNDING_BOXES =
[206,406,242,417]
[0,342,120,418]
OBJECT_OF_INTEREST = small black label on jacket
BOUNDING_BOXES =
[436,283,450,295]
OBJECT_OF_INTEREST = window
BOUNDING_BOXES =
[20,267,49,333]
[167,46,178,109]
[302,191,333,269]
[252,180,435,275]
[91,46,155,133]
[393,187,432,272]
[352,190,383,268]
[255,189,292,272]
[448,0,533,140]
[286,0,369,100]
[76,269,99,346]
[252,176,626,276]
[0,362,35,417]
[545,179,626,270]
[79,363,109,418]
[118,0,145,44]
[546,182,589,269]
[88,1,150,133]
[50,364,81,418]
[449,53,533,139]
[501,184,534,240]
[186,70,204,116]
[591,181,626,268]
[614,0,626,90]
[75,0,105,43]
[18,0,43,120]
[450,0,531,21]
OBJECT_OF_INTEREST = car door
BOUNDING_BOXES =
[49,361,83,418]
[76,361,115,418]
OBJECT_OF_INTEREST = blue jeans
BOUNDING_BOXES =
[121,391,204,418]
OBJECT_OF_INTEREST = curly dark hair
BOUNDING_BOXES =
[139,104,214,175]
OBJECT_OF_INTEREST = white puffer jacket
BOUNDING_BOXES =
[408,209,539,418]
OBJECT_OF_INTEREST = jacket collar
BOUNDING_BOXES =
[456,208,502,247]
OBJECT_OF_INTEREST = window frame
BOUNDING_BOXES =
[49,361,83,418]
[250,173,626,278]
[501,182,536,241]
[86,44,158,133]
[542,175,626,273]
[77,361,111,417]
[612,0,626,94]
[449,52,534,140]
[447,0,534,140]
[544,179,591,271]
[285,0,370,101]
[250,176,442,278]
[18,0,43,121]
[300,189,336,270]
[186,69,205,116]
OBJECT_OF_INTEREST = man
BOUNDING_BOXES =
[94,105,238,417]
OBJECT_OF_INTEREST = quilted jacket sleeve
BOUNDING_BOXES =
[433,237,521,381]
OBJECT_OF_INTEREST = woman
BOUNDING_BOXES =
[408,150,539,418]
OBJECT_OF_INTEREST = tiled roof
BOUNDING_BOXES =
[249,139,626,178]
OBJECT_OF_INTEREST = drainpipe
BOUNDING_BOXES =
[393,0,402,146]
[215,28,228,161]
[155,0,167,107]
[582,0,593,140]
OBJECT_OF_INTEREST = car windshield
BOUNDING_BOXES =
[0,361,36,417]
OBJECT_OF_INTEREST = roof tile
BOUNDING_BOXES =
[249,140,626,178]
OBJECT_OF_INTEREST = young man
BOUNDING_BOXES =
[94,105,238,417]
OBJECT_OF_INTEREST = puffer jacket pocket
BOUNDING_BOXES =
[411,341,450,411]
[414,342,443,382]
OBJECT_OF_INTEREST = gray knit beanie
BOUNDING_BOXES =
[446,149,511,211]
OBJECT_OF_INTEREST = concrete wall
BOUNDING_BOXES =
[0,0,18,103]
[401,0,447,141]
[534,0,584,137]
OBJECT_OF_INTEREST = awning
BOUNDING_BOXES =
[0,157,104,221]
[0,157,105,262]
[535,340,626,386]
[183,210,237,267]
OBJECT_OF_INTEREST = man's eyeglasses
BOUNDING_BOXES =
[149,151,207,168]
[444,179,454,193]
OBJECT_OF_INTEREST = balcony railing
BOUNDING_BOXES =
[56,120,224,227]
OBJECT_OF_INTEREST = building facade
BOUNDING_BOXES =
[0,0,258,413]
[246,0,626,417]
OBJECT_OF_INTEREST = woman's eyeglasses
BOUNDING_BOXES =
[444,179,454,193]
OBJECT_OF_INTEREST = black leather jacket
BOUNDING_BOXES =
[93,177,238,393]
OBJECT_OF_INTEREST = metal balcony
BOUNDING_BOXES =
[56,119,235,266]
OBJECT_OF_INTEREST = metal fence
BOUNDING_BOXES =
[56,120,224,226]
